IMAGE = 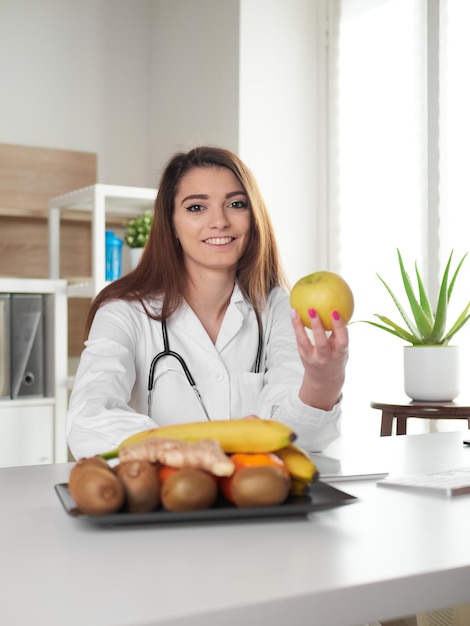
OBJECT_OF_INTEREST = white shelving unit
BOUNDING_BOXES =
[48,184,156,298]
[0,278,68,467]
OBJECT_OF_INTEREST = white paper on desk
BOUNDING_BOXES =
[309,453,389,482]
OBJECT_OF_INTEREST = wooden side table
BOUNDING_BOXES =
[370,400,470,436]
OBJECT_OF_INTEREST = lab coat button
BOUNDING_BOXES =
[215,373,224,382]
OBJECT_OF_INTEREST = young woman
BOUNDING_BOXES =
[67,146,349,459]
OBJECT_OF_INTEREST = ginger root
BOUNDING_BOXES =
[118,437,235,477]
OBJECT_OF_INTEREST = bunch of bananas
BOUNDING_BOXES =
[100,418,318,496]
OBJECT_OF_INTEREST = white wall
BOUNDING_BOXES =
[239,0,325,284]
[0,0,151,186]
[0,0,325,284]
[148,0,324,283]
[149,0,240,183]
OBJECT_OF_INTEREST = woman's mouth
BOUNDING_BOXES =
[203,237,234,245]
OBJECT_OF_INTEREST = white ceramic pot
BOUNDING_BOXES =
[403,345,460,402]
[129,247,144,270]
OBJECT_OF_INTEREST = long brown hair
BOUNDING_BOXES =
[84,146,288,338]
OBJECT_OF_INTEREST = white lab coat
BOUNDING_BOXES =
[67,284,341,458]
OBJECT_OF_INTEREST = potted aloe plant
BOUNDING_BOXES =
[363,249,470,401]
[124,210,153,268]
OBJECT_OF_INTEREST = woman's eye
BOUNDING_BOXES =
[185,204,204,213]
[229,200,248,209]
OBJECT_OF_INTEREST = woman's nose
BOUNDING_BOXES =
[210,206,230,228]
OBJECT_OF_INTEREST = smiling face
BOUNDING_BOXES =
[173,165,252,276]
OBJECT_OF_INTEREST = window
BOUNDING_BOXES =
[328,0,470,440]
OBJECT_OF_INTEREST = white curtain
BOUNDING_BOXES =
[328,0,470,441]
[438,0,470,403]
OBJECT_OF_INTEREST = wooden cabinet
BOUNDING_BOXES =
[0,278,68,467]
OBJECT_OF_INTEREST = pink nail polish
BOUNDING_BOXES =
[308,308,316,318]
[332,310,340,321]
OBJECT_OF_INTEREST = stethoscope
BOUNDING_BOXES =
[147,314,264,420]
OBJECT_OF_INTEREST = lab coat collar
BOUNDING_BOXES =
[217,283,253,351]
[170,282,254,353]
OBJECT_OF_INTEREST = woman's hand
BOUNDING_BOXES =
[290,308,349,411]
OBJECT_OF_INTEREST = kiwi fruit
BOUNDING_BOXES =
[114,460,161,513]
[68,458,125,516]
[68,456,110,495]
[229,466,290,508]
[161,468,218,512]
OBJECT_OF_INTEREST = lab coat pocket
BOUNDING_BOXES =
[150,366,203,425]
[237,372,264,416]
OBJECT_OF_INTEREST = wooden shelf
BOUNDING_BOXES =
[0,143,97,220]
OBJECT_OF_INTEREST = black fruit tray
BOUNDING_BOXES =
[54,480,357,526]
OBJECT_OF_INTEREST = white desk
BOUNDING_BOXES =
[1,430,470,626]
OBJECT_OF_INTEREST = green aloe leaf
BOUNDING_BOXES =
[428,252,454,342]
[373,315,419,343]
[359,319,417,342]
[443,302,470,343]
[376,273,421,338]
[397,249,434,339]
[362,248,470,346]
[448,252,468,301]
[415,262,434,324]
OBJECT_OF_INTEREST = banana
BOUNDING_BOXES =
[289,479,312,497]
[274,444,318,483]
[101,418,296,459]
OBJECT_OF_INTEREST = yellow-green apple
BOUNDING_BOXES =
[290,271,354,330]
